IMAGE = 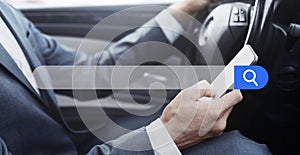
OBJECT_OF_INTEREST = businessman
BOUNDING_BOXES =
[0,0,271,154]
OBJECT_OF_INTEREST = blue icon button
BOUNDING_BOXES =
[234,66,269,90]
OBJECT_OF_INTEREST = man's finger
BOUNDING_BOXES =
[210,107,233,136]
[189,80,214,99]
[218,90,243,111]
[218,107,233,121]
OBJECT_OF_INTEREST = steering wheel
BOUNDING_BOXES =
[198,1,251,65]
[199,0,300,90]
[198,0,300,154]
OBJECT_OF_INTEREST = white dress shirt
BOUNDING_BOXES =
[0,17,40,94]
[0,9,183,154]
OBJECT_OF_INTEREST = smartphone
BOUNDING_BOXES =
[200,44,258,101]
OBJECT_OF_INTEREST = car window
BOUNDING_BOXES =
[6,0,179,9]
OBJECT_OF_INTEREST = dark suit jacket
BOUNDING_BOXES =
[0,0,171,154]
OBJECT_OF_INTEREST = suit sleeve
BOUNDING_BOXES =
[28,18,170,66]
[23,10,171,99]
[87,127,154,155]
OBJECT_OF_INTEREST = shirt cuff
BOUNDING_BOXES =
[146,118,181,155]
[154,10,184,44]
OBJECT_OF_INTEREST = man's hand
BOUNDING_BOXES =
[166,0,219,29]
[160,80,243,149]
[168,0,218,17]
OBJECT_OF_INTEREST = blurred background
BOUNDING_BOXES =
[6,0,180,9]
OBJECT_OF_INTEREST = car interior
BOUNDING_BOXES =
[11,0,300,154]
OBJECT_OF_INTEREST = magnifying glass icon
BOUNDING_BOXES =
[242,69,258,86]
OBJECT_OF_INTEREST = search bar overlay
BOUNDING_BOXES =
[234,66,269,90]
[33,65,269,90]
[33,65,225,90]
